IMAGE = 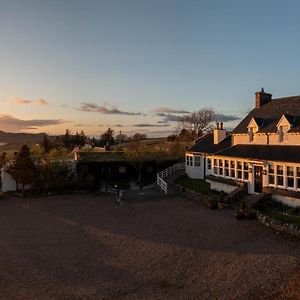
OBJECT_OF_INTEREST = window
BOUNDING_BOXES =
[296,167,300,189]
[268,164,275,185]
[287,166,294,188]
[230,161,235,178]
[249,127,254,142]
[244,162,249,181]
[207,158,212,170]
[278,125,289,142]
[186,156,193,166]
[194,156,201,167]
[225,160,229,177]
[219,159,223,176]
[237,161,242,179]
[119,166,126,174]
[276,165,284,186]
[213,159,218,175]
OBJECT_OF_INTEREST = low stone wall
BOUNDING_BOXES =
[256,211,300,238]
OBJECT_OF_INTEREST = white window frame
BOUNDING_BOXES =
[194,156,201,167]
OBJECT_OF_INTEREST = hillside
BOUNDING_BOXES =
[0,130,54,144]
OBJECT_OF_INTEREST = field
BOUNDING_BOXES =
[0,194,299,299]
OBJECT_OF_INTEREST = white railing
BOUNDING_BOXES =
[157,162,185,194]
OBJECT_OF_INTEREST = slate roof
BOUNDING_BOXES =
[187,133,231,154]
[214,145,300,163]
[232,95,300,134]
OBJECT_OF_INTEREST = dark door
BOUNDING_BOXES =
[254,166,263,193]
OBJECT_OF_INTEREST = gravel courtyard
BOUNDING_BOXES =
[0,194,299,300]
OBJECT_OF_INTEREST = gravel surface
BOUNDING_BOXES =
[0,194,299,300]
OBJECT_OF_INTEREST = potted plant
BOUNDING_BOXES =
[218,197,225,209]
[239,199,247,214]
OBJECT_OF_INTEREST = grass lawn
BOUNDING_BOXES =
[174,176,211,194]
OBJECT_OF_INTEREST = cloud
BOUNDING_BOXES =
[152,107,189,114]
[155,113,184,123]
[13,97,32,104]
[214,113,241,122]
[78,103,142,115]
[74,124,92,127]
[0,114,67,132]
[12,97,50,106]
[38,99,49,105]
[114,124,124,127]
[133,123,170,128]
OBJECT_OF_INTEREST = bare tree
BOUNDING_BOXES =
[177,108,215,138]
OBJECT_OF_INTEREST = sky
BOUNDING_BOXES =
[1,0,300,137]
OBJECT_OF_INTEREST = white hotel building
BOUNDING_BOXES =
[185,89,300,207]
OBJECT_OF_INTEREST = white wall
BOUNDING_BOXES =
[232,132,300,146]
[207,180,238,194]
[185,154,205,179]
[1,169,17,192]
[272,194,300,208]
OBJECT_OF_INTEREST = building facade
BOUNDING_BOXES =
[185,89,300,207]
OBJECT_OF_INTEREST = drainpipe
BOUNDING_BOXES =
[203,154,206,180]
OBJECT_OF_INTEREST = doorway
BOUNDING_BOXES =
[254,166,263,193]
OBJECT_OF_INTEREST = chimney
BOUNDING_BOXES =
[214,122,226,144]
[255,88,272,108]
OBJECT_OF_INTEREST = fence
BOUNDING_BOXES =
[156,162,185,194]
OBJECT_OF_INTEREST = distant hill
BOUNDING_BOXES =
[0,130,54,144]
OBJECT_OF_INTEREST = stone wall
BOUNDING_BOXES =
[256,211,300,238]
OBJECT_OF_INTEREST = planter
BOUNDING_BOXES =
[234,211,245,220]
[218,202,225,209]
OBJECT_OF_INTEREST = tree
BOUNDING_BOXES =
[177,108,215,138]
[62,129,72,150]
[7,145,36,194]
[0,152,7,168]
[101,128,115,147]
[79,130,86,147]
[132,133,147,140]
[125,139,150,189]
[40,134,52,154]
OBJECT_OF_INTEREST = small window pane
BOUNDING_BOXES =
[230,161,235,169]
[269,164,274,174]
[237,161,242,170]
[219,159,223,167]
[277,175,283,186]
[287,166,294,176]
[297,167,300,177]
[207,159,212,170]
[237,170,242,179]
[277,165,283,175]
[269,175,275,185]
[231,169,235,178]
[287,177,294,188]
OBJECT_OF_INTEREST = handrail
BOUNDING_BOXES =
[157,162,185,194]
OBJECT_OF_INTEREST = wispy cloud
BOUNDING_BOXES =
[12,97,32,104]
[78,103,142,115]
[214,113,241,122]
[12,97,50,106]
[0,114,66,132]
[152,107,189,114]
[38,99,49,105]
[155,113,183,123]
[133,123,170,127]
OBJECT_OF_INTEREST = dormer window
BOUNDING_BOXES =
[249,127,254,142]
[247,117,259,143]
[276,115,291,143]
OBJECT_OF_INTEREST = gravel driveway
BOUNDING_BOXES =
[0,195,299,299]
